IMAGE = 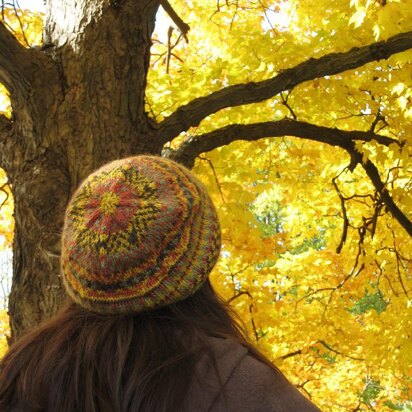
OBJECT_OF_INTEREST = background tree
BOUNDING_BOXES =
[0,0,412,410]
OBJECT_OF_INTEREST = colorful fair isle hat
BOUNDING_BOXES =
[61,156,221,314]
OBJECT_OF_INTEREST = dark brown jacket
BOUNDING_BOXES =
[186,338,322,412]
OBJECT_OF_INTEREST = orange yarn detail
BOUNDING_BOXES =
[61,156,221,314]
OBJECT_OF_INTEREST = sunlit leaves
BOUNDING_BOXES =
[144,1,412,409]
[0,0,410,410]
[0,84,11,119]
[0,7,43,46]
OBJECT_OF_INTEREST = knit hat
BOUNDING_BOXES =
[61,156,221,314]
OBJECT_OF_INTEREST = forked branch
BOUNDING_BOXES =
[157,30,412,142]
[345,143,412,238]
[166,119,397,167]
[166,119,412,239]
[0,21,35,95]
[159,0,190,41]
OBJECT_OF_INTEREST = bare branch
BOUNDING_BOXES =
[4,0,30,46]
[159,0,190,42]
[345,143,412,238]
[165,119,397,167]
[279,348,303,360]
[165,119,412,239]
[157,30,412,142]
[280,91,297,120]
[167,119,411,237]
[318,340,365,361]
[296,380,315,400]
[279,340,365,361]
[198,155,226,203]
[332,175,349,254]
[227,290,253,303]
[0,180,10,209]
[363,165,412,238]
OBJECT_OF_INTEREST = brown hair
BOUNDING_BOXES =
[0,280,276,412]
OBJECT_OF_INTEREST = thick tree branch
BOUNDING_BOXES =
[166,119,412,238]
[0,21,35,94]
[166,119,397,167]
[157,30,412,142]
[0,22,60,139]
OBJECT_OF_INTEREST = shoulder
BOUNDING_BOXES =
[187,337,322,412]
[225,353,322,412]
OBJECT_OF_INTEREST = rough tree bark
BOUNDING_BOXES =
[2,0,161,338]
[0,0,411,339]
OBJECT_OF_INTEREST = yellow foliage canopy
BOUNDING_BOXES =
[147,1,412,410]
[1,1,412,411]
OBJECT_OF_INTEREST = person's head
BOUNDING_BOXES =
[61,155,222,315]
[0,156,271,411]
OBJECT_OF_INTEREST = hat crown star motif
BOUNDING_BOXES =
[61,156,221,315]
[99,192,120,215]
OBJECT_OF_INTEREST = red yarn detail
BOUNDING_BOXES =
[85,181,139,235]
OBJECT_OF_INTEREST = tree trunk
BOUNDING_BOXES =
[2,0,412,339]
[7,0,160,339]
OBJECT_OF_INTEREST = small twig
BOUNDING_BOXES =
[166,26,173,74]
[296,287,336,305]
[227,285,260,341]
[335,112,375,122]
[249,302,260,342]
[321,262,364,319]
[389,229,410,298]
[352,402,362,412]
[1,0,30,46]
[395,252,409,297]
[257,0,275,30]
[318,340,365,361]
[369,200,383,238]
[198,155,226,203]
[279,348,303,360]
[280,92,297,120]
[296,381,314,400]
[376,256,399,297]
[297,247,365,313]
[0,181,10,209]
[227,290,253,303]
[332,173,349,253]
[12,0,29,46]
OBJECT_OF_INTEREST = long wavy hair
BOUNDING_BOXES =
[0,279,275,412]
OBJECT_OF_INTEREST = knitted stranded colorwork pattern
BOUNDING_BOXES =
[61,156,221,314]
